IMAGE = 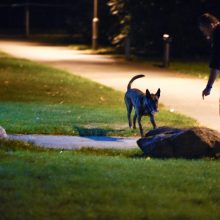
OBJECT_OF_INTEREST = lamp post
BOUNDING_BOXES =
[10,3,68,38]
[11,3,30,37]
[25,4,30,37]
[163,34,171,67]
[92,0,99,50]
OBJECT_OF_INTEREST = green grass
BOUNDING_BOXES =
[0,45,217,220]
[0,102,196,136]
[148,58,210,78]
[0,52,122,106]
[125,56,210,78]
[169,59,210,78]
[0,52,197,136]
[1,139,220,220]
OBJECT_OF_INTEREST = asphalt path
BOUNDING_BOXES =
[0,40,220,142]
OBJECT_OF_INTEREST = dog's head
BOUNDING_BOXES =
[146,88,161,114]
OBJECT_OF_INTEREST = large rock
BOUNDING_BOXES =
[137,127,220,158]
[0,126,7,138]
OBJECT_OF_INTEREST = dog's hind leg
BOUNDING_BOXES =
[133,113,137,129]
[137,116,144,137]
[125,98,132,128]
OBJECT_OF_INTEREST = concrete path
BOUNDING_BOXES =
[8,134,138,150]
[0,40,220,133]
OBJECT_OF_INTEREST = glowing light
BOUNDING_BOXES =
[163,34,170,39]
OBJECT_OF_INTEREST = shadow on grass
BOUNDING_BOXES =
[74,126,125,137]
[74,126,143,158]
[88,136,128,142]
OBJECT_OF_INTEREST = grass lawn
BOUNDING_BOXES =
[0,52,197,136]
[0,49,219,220]
[169,59,210,78]
[128,58,210,78]
[1,139,220,220]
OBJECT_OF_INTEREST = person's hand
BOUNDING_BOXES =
[202,86,212,99]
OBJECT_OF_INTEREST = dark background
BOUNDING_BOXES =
[0,0,220,58]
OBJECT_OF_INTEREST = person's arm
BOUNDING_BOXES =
[202,68,219,99]
[203,26,220,99]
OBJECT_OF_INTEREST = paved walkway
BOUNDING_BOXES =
[8,134,138,149]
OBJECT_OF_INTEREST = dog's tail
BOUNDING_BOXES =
[127,74,145,90]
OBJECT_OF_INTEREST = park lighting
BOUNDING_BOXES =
[163,33,172,67]
[11,3,30,37]
[92,0,99,50]
[163,34,170,40]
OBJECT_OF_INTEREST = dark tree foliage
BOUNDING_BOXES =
[108,0,220,58]
[0,0,113,45]
[0,0,220,57]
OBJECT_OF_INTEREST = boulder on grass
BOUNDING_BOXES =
[137,127,220,159]
[0,126,7,138]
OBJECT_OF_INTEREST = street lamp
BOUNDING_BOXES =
[92,0,99,50]
[10,3,68,38]
[11,3,30,37]
[163,34,172,67]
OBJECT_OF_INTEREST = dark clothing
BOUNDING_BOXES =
[209,24,220,70]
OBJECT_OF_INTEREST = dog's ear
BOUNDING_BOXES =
[155,88,160,98]
[146,89,151,98]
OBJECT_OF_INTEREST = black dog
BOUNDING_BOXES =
[124,74,160,136]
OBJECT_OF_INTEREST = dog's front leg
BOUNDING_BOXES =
[137,116,144,137]
[150,115,157,129]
